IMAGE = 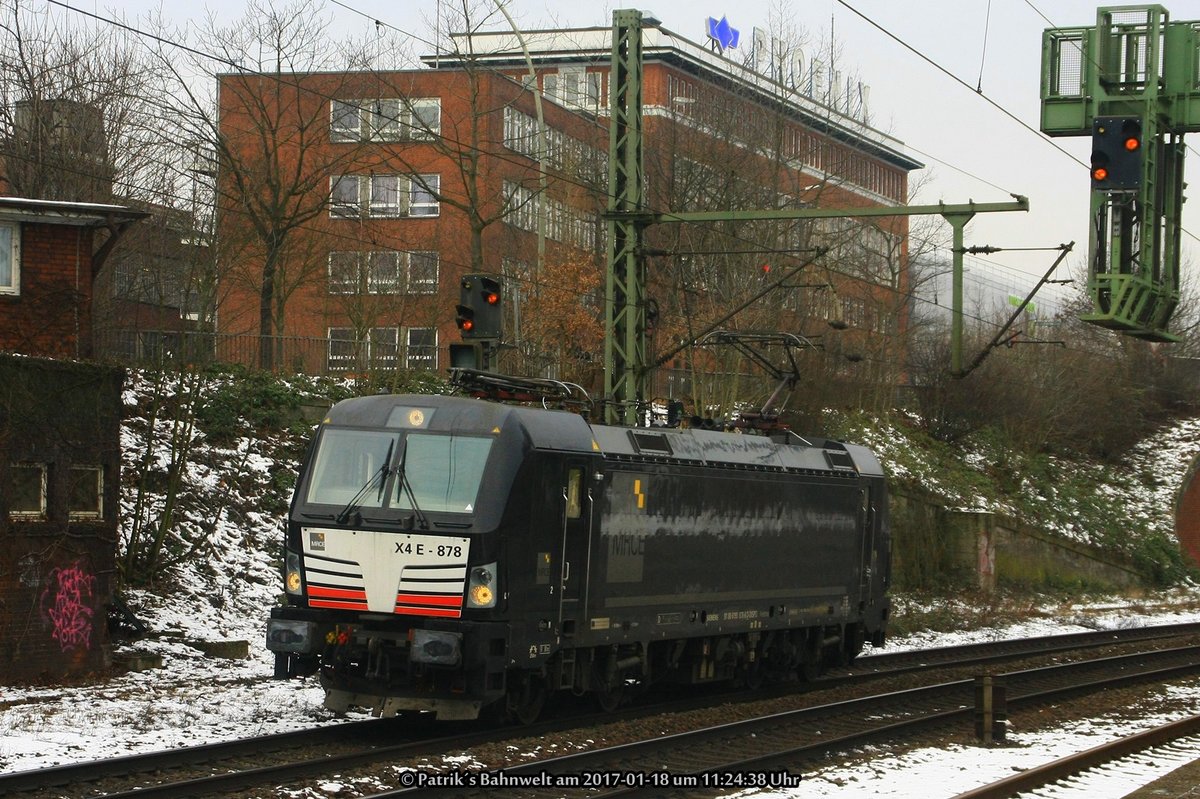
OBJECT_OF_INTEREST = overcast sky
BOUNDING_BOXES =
[63,0,1200,296]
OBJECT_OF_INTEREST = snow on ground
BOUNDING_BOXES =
[6,375,1200,795]
[5,592,1200,799]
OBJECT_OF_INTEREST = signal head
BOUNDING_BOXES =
[1091,116,1144,191]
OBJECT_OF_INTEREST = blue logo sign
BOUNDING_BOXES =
[706,16,740,52]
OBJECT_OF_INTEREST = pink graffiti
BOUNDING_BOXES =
[40,563,97,653]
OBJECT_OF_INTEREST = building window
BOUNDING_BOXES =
[406,327,437,370]
[328,327,359,370]
[328,327,435,371]
[331,98,441,142]
[366,251,401,293]
[409,175,439,217]
[330,175,361,218]
[369,98,402,140]
[542,69,603,112]
[330,100,362,142]
[9,463,46,519]
[370,327,400,366]
[0,222,19,295]
[330,175,438,219]
[68,465,103,520]
[369,175,402,217]
[409,99,441,139]
[329,251,359,293]
[408,251,439,294]
[328,251,439,295]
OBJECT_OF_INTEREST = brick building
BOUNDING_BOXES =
[0,197,146,359]
[215,20,921,395]
[0,354,124,682]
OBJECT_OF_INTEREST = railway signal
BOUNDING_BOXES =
[1090,116,1143,191]
[456,274,502,340]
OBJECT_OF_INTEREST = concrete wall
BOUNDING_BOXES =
[892,489,1143,591]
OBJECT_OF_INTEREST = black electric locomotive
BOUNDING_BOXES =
[267,393,890,722]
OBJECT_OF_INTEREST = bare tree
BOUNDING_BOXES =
[147,0,382,370]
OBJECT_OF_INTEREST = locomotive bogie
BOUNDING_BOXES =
[266,394,890,722]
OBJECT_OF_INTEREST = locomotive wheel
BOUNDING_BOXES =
[799,633,823,682]
[594,678,624,712]
[844,625,866,664]
[507,672,548,725]
[738,661,765,690]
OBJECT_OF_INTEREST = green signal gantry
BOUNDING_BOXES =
[1041,4,1200,341]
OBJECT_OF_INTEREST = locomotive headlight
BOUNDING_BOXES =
[470,584,494,606]
[466,562,497,609]
[285,551,303,595]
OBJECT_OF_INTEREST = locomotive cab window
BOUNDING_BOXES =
[304,428,493,515]
[393,433,492,513]
[305,429,399,508]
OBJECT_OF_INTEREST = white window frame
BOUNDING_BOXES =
[369,327,400,367]
[68,465,104,521]
[405,327,438,370]
[408,98,441,139]
[330,99,364,142]
[586,72,604,109]
[330,175,361,218]
[559,69,585,108]
[367,251,402,294]
[407,251,439,294]
[0,222,19,296]
[328,251,359,294]
[328,327,359,370]
[369,175,403,218]
[9,462,46,519]
[369,98,402,141]
[409,174,440,217]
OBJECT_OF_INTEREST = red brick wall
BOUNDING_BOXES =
[214,70,602,368]
[1177,464,1200,567]
[0,355,122,683]
[0,223,94,359]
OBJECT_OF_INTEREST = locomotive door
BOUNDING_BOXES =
[557,461,592,637]
[857,488,874,604]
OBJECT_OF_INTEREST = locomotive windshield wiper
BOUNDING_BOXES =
[335,439,394,525]
[396,445,429,530]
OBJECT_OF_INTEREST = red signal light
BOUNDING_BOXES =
[484,291,499,305]
[1092,166,1109,182]
[1123,136,1140,152]
[460,318,474,332]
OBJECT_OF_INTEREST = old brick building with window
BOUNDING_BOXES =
[214,21,920,387]
[0,353,124,682]
[0,197,146,360]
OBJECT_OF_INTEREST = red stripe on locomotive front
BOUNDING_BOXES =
[308,585,368,601]
[309,599,369,611]
[395,604,463,618]
[395,592,463,608]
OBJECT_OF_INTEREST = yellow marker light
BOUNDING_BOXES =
[470,584,494,606]
[286,571,302,592]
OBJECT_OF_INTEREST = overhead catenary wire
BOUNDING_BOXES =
[24,0,1177,378]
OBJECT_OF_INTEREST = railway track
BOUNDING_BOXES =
[3,623,1199,799]
[352,645,1200,799]
[949,714,1200,799]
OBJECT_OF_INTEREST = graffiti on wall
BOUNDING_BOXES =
[39,561,98,652]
